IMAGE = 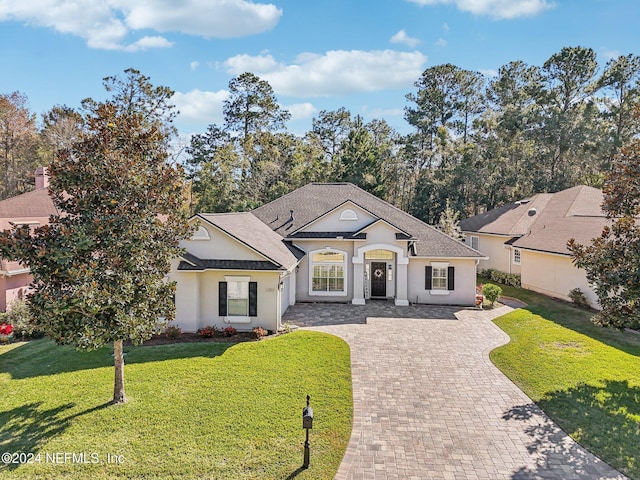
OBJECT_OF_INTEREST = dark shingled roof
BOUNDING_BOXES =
[461,185,610,256]
[178,256,281,271]
[460,193,553,236]
[197,212,300,270]
[286,231,367,240]
[252,183,483,258]
[510,186,609,255]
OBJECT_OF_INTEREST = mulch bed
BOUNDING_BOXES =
[132,332,263,347]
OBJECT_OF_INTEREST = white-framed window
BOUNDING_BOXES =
[468,235,479,250]
[220,275,256,323]
[364,249,394,260]
[339,209,358,221]
[513,248,521,265]
[227,279,249,316]
[191,226,210,240]
[432,267,448,290]
[426,262,453,295]
[309,249,348,296]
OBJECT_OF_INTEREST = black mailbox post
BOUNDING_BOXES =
[302,395,313,468]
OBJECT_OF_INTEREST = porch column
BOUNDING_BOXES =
[352,257,365,305]
[395,257,409,306]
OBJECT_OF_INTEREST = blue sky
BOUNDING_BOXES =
[1,0,638,139]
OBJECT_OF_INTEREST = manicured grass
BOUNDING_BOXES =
[0,331,352,479]
[486,279,640,478]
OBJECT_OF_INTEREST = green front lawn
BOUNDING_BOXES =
[0,331,352,479]
[487,279,640,478]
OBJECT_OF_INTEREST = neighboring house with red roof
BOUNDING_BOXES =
[0,168,57,311]
[460,185,608,308]
[169,183,486,333]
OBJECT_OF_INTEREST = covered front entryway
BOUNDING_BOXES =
[370,262,387,297]
[353,243,409,306]
[364,249,395,299]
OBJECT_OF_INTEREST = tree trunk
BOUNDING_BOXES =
[112,339,126,404]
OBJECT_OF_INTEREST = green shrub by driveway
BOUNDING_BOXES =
[488,280,640,479]
[0,331,352,479]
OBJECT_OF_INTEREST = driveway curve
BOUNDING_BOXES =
[286,303,626,480]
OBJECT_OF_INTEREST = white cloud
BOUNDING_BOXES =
[479,69,498,77]
[0,0,282,50]
[406,0,554,19]
[285,103,317,120]
[124,36,173,52]
[173,89,229,125]
[390,30,421,48]
[600,48,621,61]
[190,61,200,71]
[224,53,281,73]
[443,22,450,32]
[121,0,282,38]
[223,49,428,97]
[435,38,447,47]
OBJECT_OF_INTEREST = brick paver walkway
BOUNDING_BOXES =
[283,303,626,480]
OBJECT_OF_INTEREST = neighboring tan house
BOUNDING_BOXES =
[460,185,608,308]
[0,167,57,312]
[169,183,485,333]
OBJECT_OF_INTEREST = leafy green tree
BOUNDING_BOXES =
[311,107,353,164]
[224,72,291,139]
[337,116,384,195]
[596,54,640,169]
[0,91,40,198]
[535,46,601,191]
[568,131,640,329]
[482,284,502,307]
[0,69,191,404]
[436,199,463,239]
[40,105,84,163]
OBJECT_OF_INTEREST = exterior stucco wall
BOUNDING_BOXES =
[300,203,376,232]
[182,223,266,261]
[407,258,477,306]
[170,259,282,332]
[362,222,402,245]
[465,233,512,273]
[520,250,599,308]
[293,240,355,303]
[0,272,32,312]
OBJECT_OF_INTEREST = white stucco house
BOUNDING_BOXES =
[460,185,608,308]
[169,183,485,333]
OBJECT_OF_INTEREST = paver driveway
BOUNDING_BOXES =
[284,303,626,480]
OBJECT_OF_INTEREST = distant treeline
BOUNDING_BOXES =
[2,46,639,224]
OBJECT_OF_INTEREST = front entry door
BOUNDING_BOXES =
[371,262,387,297]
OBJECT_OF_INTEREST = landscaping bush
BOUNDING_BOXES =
[223,326,237,337]
[252,326,268,339]
[479,269,521,287]
[5,299,43,339]
[482,283,502,306]
[164,325,182,339]
[197,325,218,338]
[568,288,590,308]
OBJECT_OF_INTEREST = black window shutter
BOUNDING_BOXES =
[218,282,227,316]
[447,266,455,291]
[249,282,258,317]
[425,266,432,290]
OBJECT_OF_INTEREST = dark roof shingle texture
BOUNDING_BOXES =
[252,183,483,258]
[461,185,609,256]
[197,212,300,269]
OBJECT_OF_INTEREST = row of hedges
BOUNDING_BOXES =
[479,268,521,287]
[0,299,44,339]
